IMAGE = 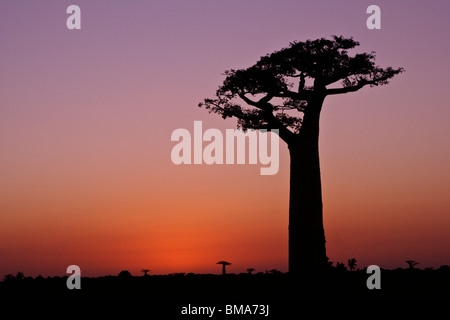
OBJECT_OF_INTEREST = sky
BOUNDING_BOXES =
[0,0,449,277]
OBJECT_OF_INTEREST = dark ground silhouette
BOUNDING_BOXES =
[1,265,449,301]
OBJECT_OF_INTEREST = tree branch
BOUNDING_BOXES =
[238,93,274,109]
[325,83,365,95]
[325,78,380,95]
[278,89,312,102]
[326,67,404,95]
[234,94,296,143]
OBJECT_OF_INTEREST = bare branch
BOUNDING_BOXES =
[238,93,274,109]
[238,93,260,107]
[278,89,312,102]
[326,67,404,95]
[325,83,366,95]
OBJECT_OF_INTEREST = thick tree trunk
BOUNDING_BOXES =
[288,97,327,279]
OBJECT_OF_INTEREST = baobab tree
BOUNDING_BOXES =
[217,261,231,275]
[200,36,403,277]
[141,269,150,276]
[406,260,419,270]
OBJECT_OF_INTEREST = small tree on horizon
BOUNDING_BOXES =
[217,261,232,275]
[406,260,419,270]
[141,269,150,276]
[15,272,24,281]
[3,274,14,282]
[348,258,357,271]
[267,269,281,274]
[336,262,347,271]
[246,268,256,275]
[118,270,132,278]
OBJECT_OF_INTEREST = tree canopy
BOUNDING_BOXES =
[199,36,403,142]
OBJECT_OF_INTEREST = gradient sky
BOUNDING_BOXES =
[1,0,449,277]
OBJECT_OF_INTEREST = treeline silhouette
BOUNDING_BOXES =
[1,261,449,300]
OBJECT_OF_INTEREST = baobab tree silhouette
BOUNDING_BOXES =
[406,260,419,270]
[200,36,403,278]
[217,261,231,275]
[141,269,150,276]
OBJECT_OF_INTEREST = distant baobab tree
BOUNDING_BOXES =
[200,36,403,277]
[406,260,419,270]
[141,269,150,276]
[348,258,357,271]
[246,268,256,275]
[217,261,231,275]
